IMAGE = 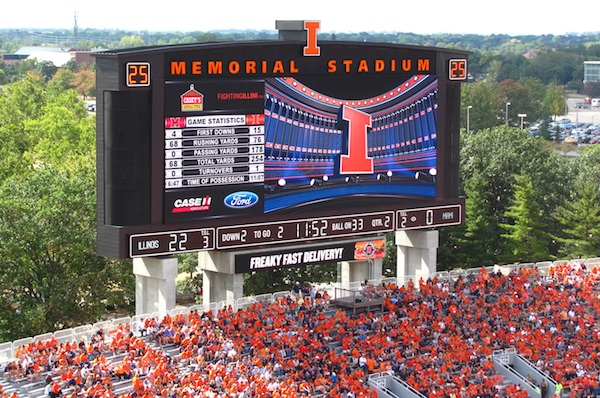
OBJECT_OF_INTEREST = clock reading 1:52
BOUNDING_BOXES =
[126,62,151,87]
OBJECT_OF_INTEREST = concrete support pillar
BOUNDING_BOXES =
[202,270,244,305]
[133,256,178,316]
[198,251,243,304]
[338,258,383,289]
[371,258,383,281]
[395,230,439,282]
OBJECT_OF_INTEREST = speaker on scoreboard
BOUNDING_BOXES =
[104,91,152,226]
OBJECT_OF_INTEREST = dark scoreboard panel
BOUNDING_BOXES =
[129,204,462,257]
[95,40,469,259]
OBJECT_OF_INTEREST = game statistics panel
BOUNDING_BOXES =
[95,40,469,258]
[163,80,266,223]
[164,124,265,190]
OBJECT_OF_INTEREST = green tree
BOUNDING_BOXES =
[444,126,573,266]
[500,174,551,263]
[0,63,19,84]
[496,53,530,82]
[497,78,546,126]
[62,60,84,73]
[583,81,600,98]
[0,72,47,123]
[461,80,501,130]
[576,145,600,189]
[73,69,96,99]
[14,59,58,81]
[37,60,58,81]
[22,90,93,169]
[0,166,133,341]
[74,40,95,50]
[244,264,337,296]
[0,73,48,182]
[0,76,134,342]
[383,232,397,276]
[18,59,40,77]
[48,68,76,94]
[552,182,600,259]
[543,85,568,121]
[456,170,498,267]
[117,35,145,49]
[176,253,201,303]
[461,126,572,221]
[528,48,581,86]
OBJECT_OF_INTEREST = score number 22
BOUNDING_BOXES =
[168,232,211,252]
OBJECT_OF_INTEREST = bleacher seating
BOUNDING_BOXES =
[0,259,599,397]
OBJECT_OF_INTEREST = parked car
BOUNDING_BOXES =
[563,135,579,144]
[588,135,600,144]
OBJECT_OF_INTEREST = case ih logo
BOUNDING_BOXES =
[172,196,212,213]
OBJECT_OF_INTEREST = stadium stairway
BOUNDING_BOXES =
[0,376,26,398]
[367,371,426,398]
[492,348,557,397]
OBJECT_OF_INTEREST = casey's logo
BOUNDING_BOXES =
[180,84,203,112]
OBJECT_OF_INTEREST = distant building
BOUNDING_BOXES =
[0,46,97,67]
[584,61,600,84]
[70,48,95,64]
[0,53,28,65]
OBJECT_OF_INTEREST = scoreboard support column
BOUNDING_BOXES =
[338,259,383,290]
[133,257,178,315]
[198,251,243,304]
[395,230,439,283]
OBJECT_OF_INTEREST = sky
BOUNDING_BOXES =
[1,0,598,36]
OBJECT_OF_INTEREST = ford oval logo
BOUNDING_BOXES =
[224,191,259,209]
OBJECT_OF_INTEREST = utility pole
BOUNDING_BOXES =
[74,11,79,42]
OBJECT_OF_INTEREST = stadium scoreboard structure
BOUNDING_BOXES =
[95,29,469,259]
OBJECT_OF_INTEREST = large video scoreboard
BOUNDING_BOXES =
[95,30,469,259]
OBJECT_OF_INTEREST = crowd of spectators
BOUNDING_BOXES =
[2,262,600,398]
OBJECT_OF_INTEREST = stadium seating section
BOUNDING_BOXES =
[1,260,599,398]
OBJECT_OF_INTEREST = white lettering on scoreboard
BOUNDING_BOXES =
[164,115,264,188]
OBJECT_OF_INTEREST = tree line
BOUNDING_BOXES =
[438,127,600,270]
[2,28,600,94]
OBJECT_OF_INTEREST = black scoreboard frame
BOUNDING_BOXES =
[94,39,469,259]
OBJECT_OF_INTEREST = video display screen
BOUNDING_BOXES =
[162,74,438,223]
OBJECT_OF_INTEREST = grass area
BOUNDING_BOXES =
[544,140,584,155]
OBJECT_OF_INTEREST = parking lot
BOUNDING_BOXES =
[565,97,600,124]
[533,96,600,145]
